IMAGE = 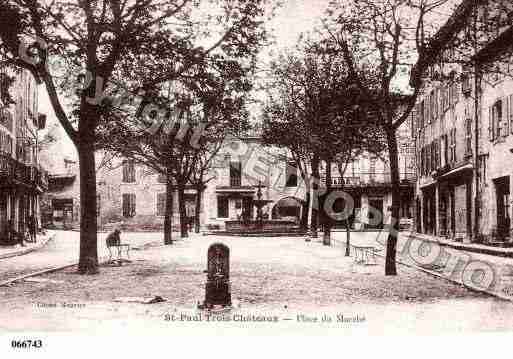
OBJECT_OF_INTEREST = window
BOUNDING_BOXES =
[433,88,439,121]
[122,160,136,183]
[369,158,376,182]
[462,73,471,96]
[419,148,424,176]
[122,193,136,217]
[156,193,166,216]
[0,109,13,132]
[429,90,435,123]
[217,196,229,218]
[510,94,513,135]
[436,140,441,169]
[426,93,432,124]
[442,134,448,167]
[479,155,488,185]
[489,99,509,141]
[0,130,12,154]
[420,101,425,128]
[97,195,100,217]
[425,145,431,175]
[157,173,167,183]
[449,128,456,163]
[285,161,298,187]
[352,159,359,177]
[465,118,472,155]
[229,161,241,187]
[411,108,417,137]
[431,142,436,171]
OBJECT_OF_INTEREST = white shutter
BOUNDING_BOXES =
[510,94,513,135]
[489,106,493,141]
[503,97,510,137]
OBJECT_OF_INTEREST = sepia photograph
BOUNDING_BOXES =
[0,0,512,354]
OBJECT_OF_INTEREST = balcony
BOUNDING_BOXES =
[230,176,242,187]
[0,152,47,190]
[327,172,416,187]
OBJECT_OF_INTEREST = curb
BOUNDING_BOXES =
[0,261,78,287]
[0,234,55,260]
[0,238,167,288]
[408,233,513,258]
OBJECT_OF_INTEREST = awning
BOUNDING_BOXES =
[437,163,473,180]
[419,179,437,189]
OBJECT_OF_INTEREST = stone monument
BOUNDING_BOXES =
[198,243,231,309]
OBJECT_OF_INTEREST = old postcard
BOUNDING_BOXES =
[1,0,513,354]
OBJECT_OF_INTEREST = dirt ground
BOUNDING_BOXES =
[1,235,511,334]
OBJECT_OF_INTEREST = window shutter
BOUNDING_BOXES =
[510,94,513,135]
[504,96,510,137]
[427,94,432,124]
[122,194,128,217]
[130,194,136,217]
[489,106,493,141]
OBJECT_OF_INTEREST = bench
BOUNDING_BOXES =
[107,243,130,263]
[352,245,378,265]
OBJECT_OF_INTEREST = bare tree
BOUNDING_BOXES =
[263,38,385,245]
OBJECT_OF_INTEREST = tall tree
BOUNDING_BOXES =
[324,0,486,274]
[0,0,268,273]
[101,75,251,243]
[262,39,385,245]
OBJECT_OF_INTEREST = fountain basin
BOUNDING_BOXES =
[203,219,306,237]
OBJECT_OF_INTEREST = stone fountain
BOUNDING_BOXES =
[222,181,305,236]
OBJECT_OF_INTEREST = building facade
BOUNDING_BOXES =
[412,0,513,243]
[42,153,200,231]
[203,128,414,230]
[0,67,48,243]
[42,127,415,233]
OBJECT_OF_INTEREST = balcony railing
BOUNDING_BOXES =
[0,152,47,190]
[230,176,242,187]
[326,172,416,187]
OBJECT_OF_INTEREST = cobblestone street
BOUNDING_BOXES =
[0,230,512,334]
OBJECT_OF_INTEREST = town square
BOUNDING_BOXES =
[1,0,513,340]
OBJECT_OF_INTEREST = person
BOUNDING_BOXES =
[105,228,121,247]
[28,215,37,243]
[105,229,129,264]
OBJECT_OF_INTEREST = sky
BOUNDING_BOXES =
[38,0,332,166]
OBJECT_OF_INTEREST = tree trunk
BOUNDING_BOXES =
[300,190,310,232]
[322,158,332,246]
[194,186,202,234]
[177,182,188,238]
[345,217,351,256]
[386,128,400,276]
[164,170,173,245]
[310,155,320,239]
[77,143,99,274]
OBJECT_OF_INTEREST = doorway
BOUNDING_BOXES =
[0,194,7,239]
[494,176,510,240]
